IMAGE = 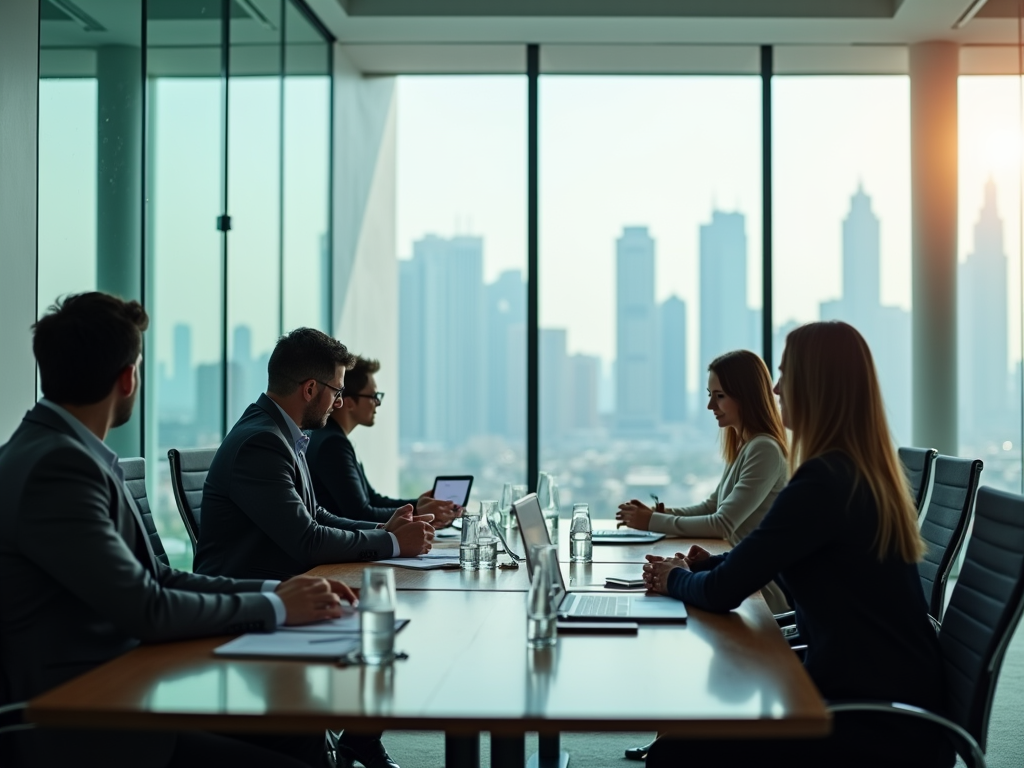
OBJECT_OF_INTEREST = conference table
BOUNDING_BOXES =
[27,521,830,768]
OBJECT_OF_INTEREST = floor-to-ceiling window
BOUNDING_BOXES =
[772,76,913,445]
[958,75,1023,492]
[38,0,333,569]
[538,76,763,518]
[394,76,528,503]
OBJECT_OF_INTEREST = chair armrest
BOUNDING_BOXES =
[0,701,33,736]
[774,610,796,626]
[826,700,984,768]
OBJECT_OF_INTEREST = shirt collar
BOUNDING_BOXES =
[266,397,310,456]
[39,399,125,482]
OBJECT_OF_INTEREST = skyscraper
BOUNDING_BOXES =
[960,179,1010,445]
[700,211,753,371]
[819,185,910,441]
[568,353,601,432]
[659,296,687,423]
[161,323,195,420]
[615,226,659,433]
[540,328,569,440]
[485,270,525,438]
[398,234,485,445]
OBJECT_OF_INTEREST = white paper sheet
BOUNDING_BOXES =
[215,631,359,660]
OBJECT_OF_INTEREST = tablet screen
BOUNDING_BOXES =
[432,476,473,507]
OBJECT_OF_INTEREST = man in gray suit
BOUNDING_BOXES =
[0,293,355,768]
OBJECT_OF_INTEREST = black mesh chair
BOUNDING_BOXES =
[829,486,1024,768]
[918,456,983,623]
[167,447,218,556]
[118,457,170,567]
[898,446,938,514]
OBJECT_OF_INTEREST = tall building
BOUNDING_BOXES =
[960,179,1010,445]
[568,353,601,432]
[485,270,525,438]
[659,296,687,423]
[160,323,195,420]
[540,328,569,440]
[819,185,910,441]
[398,234,485,445]
[615,226,659,433]
[700,211,753,370]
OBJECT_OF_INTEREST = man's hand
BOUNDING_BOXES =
[642,554,689,595]
[615,499,658,530]
[275,576,355,626]
[681,545,712,569]
[417,491,459,528]
[383,504,416,532]
[394,515,436,556]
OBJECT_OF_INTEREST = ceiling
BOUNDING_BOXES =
[306,0,1018,46]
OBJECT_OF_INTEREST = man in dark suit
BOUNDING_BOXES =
[306,356,460,525]
[0,292,355,768]
[195,330,429,768]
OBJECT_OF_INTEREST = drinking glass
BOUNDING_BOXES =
[569,503,593,563]
[511,484,528,529]
[460,508,480,570]
[499,482,515,529]
[544,482,561,545]
[527,544,558,648]
[477,501,498,569]
[360,567,396,664]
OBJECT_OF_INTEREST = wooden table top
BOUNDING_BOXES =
[27,590,828,738]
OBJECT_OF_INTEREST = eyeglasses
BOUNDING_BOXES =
[349,391,385,406]
[298,379,345,402]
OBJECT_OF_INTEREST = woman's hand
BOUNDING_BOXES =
[643,553,689,595]
[615,499,659,530]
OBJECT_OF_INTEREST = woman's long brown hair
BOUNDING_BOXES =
[781,322,923,563]
[710,349,788,465]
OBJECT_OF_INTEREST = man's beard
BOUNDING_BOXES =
[112,392,136,428]
[300,398,331,430]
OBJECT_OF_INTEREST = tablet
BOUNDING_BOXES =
[432,475,474,507]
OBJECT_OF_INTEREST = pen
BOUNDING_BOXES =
[650,494,660,506]
[308,634,357,643]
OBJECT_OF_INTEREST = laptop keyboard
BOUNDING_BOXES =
[575,595,631,617]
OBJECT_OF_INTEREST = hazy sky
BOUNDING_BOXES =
[396,74,1022,394]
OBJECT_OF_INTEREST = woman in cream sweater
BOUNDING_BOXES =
[616,349,790,613]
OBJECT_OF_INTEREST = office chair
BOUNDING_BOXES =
[118,457,171,567]
[898,446,938,515]
[168,447,218,556]
[918,456,983,624]
[828,486,1024,768]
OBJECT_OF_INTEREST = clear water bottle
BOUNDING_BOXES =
[477,501,498,570]
[460,509,480,570]
[569,503,593,563]
[527,544,558,648]
[360,567,396,665]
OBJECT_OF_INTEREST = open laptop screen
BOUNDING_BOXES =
[514,493,566,598]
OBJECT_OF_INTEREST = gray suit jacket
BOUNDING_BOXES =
[0,404,276,768]
[194,394,393,581]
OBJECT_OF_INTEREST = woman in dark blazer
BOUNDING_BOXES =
[642,321,954,768]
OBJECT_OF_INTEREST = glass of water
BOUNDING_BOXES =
[544,482,561,546]
[477,501,498,569]
[460,508,480,570]
[569,503,593,563]
[511,484,528,529]
[527,544,558,648]
[360,567,396,664]
[499,482,515,529]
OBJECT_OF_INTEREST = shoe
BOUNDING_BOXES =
[336,735,400,768]
[624,740,653,760]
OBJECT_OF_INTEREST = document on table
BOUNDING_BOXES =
[375,552,462,569]
[215,631,360,660]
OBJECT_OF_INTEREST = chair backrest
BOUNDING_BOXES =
[918,455,983,620]
[898,446,938,513]
[167,447,217,555]
[939,486,1024,752]
[118,457,170,567]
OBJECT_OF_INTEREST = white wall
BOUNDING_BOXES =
[0,0,40,440]
[332,45,402,495]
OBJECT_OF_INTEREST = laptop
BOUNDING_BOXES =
[514,493,688,623]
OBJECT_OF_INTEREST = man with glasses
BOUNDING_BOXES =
[195,329,436,582]
[307,356,460,526]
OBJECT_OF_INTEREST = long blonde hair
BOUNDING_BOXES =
[781,322,923,563]
[710,350,788,464]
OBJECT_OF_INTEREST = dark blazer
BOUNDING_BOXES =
[0,404,276,768]
[668,453,949,715]
[194,394,393,580]
[306,419,416,523]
